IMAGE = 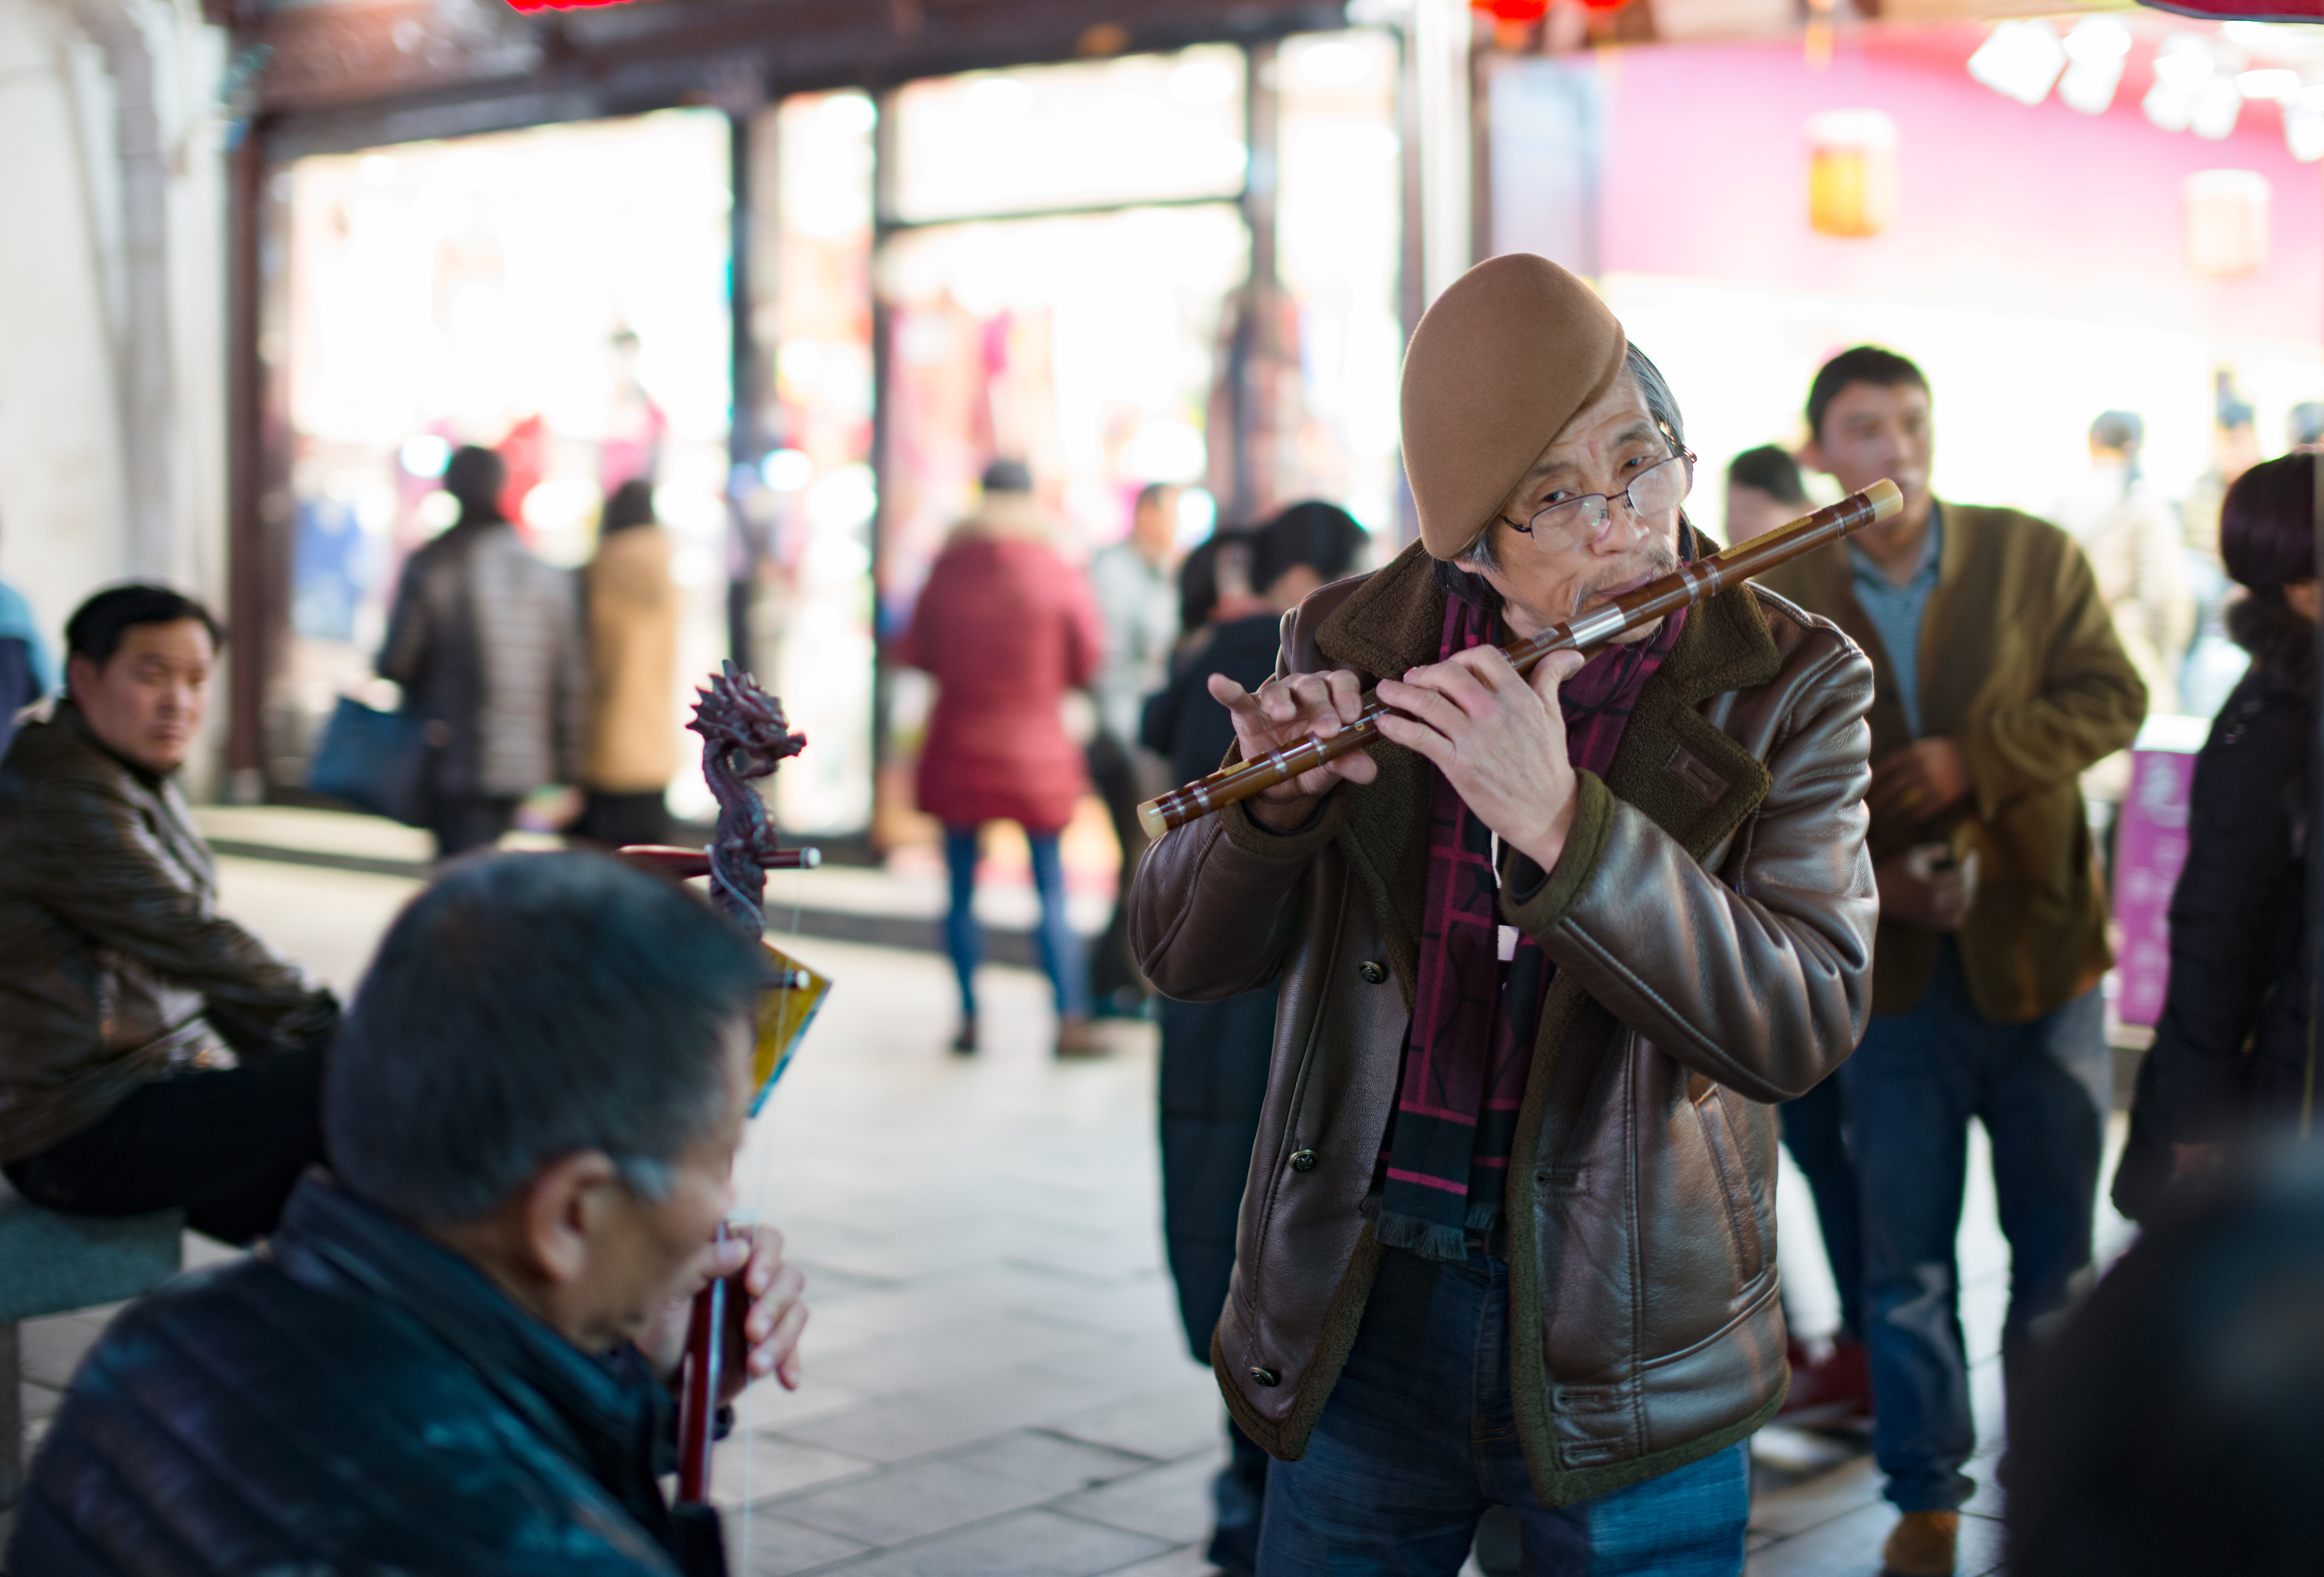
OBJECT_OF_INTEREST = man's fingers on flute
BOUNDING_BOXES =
[1527,648,1586,701]
[1376,677,1466,739]
[1373,711,1450,768]
[1326,669,1364,725]
[1402,658,1498,718]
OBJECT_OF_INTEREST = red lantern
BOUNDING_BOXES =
[1471,0,1551,20]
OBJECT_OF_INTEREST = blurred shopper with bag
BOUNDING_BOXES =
[899,459,1106,1058]
[1085,482,1184,1015]
[1764,347,2146,1577]
[0,586,337,1242]
[1723,445,1810,548]
[1140,500,1367,1577]
[2116,452,2319,1223]
[379,445,586,861]
[574,479,679,850]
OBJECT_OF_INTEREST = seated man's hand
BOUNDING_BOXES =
[637,1224,810,1397]
[1207,667,1378,830]
[1867,737,1972,833]
[1875,843,1978,932]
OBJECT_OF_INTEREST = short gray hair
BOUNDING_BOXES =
[328,853,765,1224]
[1462,343,1687,574]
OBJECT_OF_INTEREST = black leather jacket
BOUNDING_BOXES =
[0,702,335,1163]
[8,1173,726,1576]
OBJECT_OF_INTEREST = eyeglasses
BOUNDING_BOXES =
[1499,450,1697,553]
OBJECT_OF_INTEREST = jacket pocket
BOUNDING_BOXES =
[1690,1082,1767,1283]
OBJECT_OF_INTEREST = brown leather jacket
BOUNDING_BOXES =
[0,704,336,1163]
[1129,541,1877,1507]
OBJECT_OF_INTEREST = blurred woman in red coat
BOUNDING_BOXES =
[899,460,1106,1057]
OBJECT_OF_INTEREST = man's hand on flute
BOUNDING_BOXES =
[1374,645,1590,873]
[1207,668,1379,830]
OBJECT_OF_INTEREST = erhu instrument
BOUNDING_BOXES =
[1136,478,1903,839]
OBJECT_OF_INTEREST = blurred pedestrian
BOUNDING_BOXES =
[2116,453,2319,1225]
[574,479,678,850]
[379,445,586,861]
[1085,482,1183,1016]
[0,586,337,1242]
[2288,399,2323,453]
[1139,500,1366,1577]
[1764,346,2146,1577]
[2051,411,2194,716]
[2005,1147,2324,1577]
[0,551,57,758]
[1724,445,1808,545]
[899,459,1106,1058]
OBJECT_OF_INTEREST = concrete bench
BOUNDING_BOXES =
[0,1176,182,1508]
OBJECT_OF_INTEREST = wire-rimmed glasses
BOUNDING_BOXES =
[1500,449,1698,552]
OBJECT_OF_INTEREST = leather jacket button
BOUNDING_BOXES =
[1356,960,1387,984]
[1289,1149,1318,1173]
[1250,1366,1281,1387]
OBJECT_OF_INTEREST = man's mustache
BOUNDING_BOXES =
[1567,541,1682,617]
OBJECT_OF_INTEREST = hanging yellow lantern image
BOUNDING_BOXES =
[1806,110,1899,239]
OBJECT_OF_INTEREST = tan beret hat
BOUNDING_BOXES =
[1400,253,1628,560]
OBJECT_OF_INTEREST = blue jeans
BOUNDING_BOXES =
[1259,1245,1749,1576]
[1838,939,2109,1513]
[942,824,1088,1021]
[1779,1074,1864,1342]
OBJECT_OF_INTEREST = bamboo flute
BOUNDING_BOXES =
[1136,478,1903,839]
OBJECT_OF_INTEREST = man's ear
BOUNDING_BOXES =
[519,1149,624,1289]
[64,654,96,705]
[1797,435,1827,476]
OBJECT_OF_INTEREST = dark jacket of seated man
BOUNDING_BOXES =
[0,588,336,1238]
[9,853,810,1577]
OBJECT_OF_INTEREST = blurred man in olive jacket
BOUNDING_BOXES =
[1762,346,2146,1577]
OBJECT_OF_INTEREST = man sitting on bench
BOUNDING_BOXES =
[9,852,810,1576]
[0,585,337,1242]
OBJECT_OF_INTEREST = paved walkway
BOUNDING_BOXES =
[6,844,2132,1575]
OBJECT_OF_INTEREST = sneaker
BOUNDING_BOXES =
[950,1016,977,1055]
[1881,1510,1959,1576]
[1779,1336,1872,1421]
[1054,1015,1109,1058]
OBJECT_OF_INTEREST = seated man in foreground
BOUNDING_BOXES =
[9,852,810,1577]
[0,585,337,1240]
[1132,255,1877,1574]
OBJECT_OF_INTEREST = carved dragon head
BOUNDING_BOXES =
[689,661,807,781]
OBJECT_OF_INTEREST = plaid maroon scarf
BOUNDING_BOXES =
[1369,594,1685,1260]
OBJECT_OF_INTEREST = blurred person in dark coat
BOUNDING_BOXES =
[0,517,60,757]
[380,445,586,861]
[575,480,679,850]
[898,459,1107,1058]
[2005,1146,2324,1577]
[2116,452,2320,1224]
[1139,501,1367,1577]
[0,586,336,1241]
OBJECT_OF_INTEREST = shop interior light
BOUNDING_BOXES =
[399,434,450,477]
[1804,109,1900,238]
[2237,67,2302,99]
[2145,36,2209,132]
[2182,168,2270,277]
[2287,104,2324,161]
[2057,19,2130,115]
[1968,20,2067,108]
[760,448,813,492]
[1298,40,1374,85]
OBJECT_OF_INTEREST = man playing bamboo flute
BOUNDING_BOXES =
[1130,254,1878,1576]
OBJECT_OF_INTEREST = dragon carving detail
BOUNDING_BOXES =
[689,660,808,932]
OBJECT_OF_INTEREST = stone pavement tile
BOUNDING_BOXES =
[933,1428,1156,1492]
[808,1310,1120,1398]
[774,1363,1120,1462]
[768,1456,1059,1546]
[1745,1499,1892,1576]
[1102,1545,1221,1577]
[725,1513,873,1576]
[1747,1452,1882,1538]
[734,1379,878,1433]
[1961,1441,2006,1520]
[17,1312,108,1388]
[1047,1377,1226,1463]
[1052,1452,1221,1545]
[1958,1509,2006,1576]
[713,1431,879,1508]
[812,1508,1169,1577]
[20,1376,61,1422]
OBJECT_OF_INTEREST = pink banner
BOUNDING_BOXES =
[2113,744,2200,1027]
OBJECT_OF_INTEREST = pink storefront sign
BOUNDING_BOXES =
[2112,717,2210,1027]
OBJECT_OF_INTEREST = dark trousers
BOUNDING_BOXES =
[1839,939,2109,1513]
[428,794,517,861]
[1259,1245,1750,1575]
[574,789,672,850]
[1084,733,1146,1007]
[3,1046,327,1245]
[1778,1074,1865,1342]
